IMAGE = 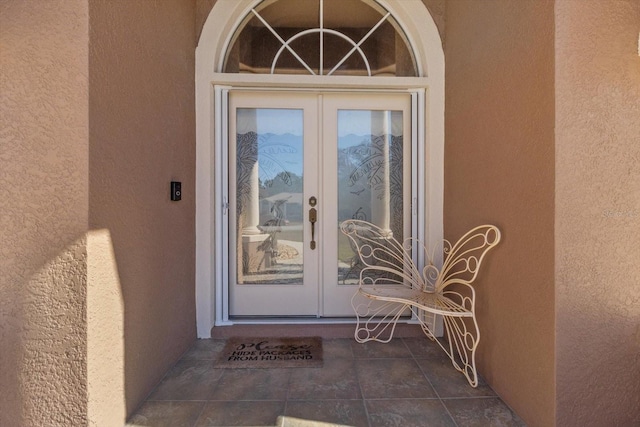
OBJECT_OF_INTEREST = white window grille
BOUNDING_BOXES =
[223,0,417,76]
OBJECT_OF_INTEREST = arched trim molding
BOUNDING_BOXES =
[195,0,444,337]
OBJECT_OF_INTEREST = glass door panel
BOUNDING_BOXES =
[229,92,319,316]
[337,109,406,286]
[322,93,412,316]
[235,108,304,286]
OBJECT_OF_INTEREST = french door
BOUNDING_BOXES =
[228,90,413,317]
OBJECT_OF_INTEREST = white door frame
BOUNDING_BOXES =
[196,0,444,338]
[223,88,417,319]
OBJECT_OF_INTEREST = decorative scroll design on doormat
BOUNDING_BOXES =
[216,337,323,368]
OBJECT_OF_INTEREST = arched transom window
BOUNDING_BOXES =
[224,0,418,76]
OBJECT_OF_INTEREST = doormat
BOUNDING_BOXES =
[216,337,323,369]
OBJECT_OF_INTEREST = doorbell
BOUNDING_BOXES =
[171,181,182,201]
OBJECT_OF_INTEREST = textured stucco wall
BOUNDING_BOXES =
[0,0,90,425]
[444,2,556,426]
[87,229,125,425]
[88,0,197,416]
[555,1,640,425]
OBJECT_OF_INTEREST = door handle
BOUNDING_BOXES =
[309,196,317,250]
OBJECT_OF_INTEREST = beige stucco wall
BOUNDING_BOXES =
[444,1,556,426]
[0,0,90,425]
[87,229,125,425]
[2,0,197,424]
[88,0,197,416]
[555,1,640,425]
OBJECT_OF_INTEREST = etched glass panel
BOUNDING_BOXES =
[235,108,304,285]
[337,110,405,285]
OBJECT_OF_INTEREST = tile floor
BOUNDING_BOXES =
[127,326,525,427]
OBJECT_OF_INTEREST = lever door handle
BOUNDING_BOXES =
[309,207,317,250]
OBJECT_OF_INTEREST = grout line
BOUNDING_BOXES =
[403,337,460,427]
[183,340,225,426]
[133,352,187,406]
[192,400,209,427]
[206,398,289,402]
[283,398,372,402]
[350,343,372,427]
[363,397,441,401]
[440,396,503,400]
[283,362,292,417]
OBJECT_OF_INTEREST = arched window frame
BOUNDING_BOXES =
[195,0,443,338]
[223,0,418,76]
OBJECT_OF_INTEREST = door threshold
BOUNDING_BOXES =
[210,318,422,339]
[227,317,358,325]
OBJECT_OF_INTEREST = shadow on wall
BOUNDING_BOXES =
[6,230,126,426]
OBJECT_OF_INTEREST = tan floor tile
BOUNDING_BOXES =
[129,332,524,426]
[365,399,456,427]
[195,401,285,426]
[322,339,355,359]
[182,339,227,361]
[357,358,438,399]
[127,401,205,427]
[147,359,222,401]
[285,400,368,427]
[210,368,291,401]
[415,357,496,398]
[351,339,411,359]
[402,337,450,361]
[288,359,361,400]
[443,397,527,426]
